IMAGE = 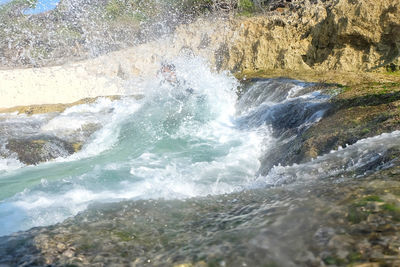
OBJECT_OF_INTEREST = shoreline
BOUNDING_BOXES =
[1,61,398,113]
[0,37,181,110]
[1,0,399,111]
[0,63,127,109]
[0,95,144,115]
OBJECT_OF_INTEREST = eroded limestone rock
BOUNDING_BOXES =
[5,136,76,165]
[174,0,400,73]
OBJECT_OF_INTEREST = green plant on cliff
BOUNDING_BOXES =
[238,0,254,14]
[105,0,160,22]
[104,0,124,18]
[104,0,213,23]
[147,0,214,20]
[387,70,400,77]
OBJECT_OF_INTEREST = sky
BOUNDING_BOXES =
[0,0,60,14]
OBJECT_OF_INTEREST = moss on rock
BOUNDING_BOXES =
[6,136,76,165]
[241,70,400,169]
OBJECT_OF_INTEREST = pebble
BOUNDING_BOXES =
[56,243,66,252]
[62,249,75,258]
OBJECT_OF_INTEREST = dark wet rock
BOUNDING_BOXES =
[0,106,108,165]
[294,84,400,161]
[239,97,331,136]
[237,79,334,173]
[254,80,400,175]
[5,135,76,165]
[70,122,101,144]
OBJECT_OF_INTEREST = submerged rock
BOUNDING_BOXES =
[1,160,400,266]
[5,136,76,165]
[243,78,400,174]
[297,82,400,161]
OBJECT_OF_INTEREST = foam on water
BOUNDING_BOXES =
[62,97,144,160]
[1,57,397,237]
[0,56,267,236]
[0,157,24,173]
[258,131,400,187]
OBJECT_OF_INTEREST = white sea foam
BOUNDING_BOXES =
[64,97,143,160]
[0,56,268,236]
[1,56,396,237]
[0,157,24,173]
[257,130,400,187]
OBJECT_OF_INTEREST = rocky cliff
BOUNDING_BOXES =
[0,0,399,108]
[174,0,400,73]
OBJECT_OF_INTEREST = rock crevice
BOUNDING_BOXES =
[173,0,400,73]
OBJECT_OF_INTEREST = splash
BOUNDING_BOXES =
[0,56,266,236]
[0,58,397,238]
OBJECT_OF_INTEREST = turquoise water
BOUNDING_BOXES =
[0,58,267,236]
[1,57,396,238]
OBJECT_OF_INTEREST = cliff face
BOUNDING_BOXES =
[2,0,398,74]
[174,0,400,73]
[1,0,399,108]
